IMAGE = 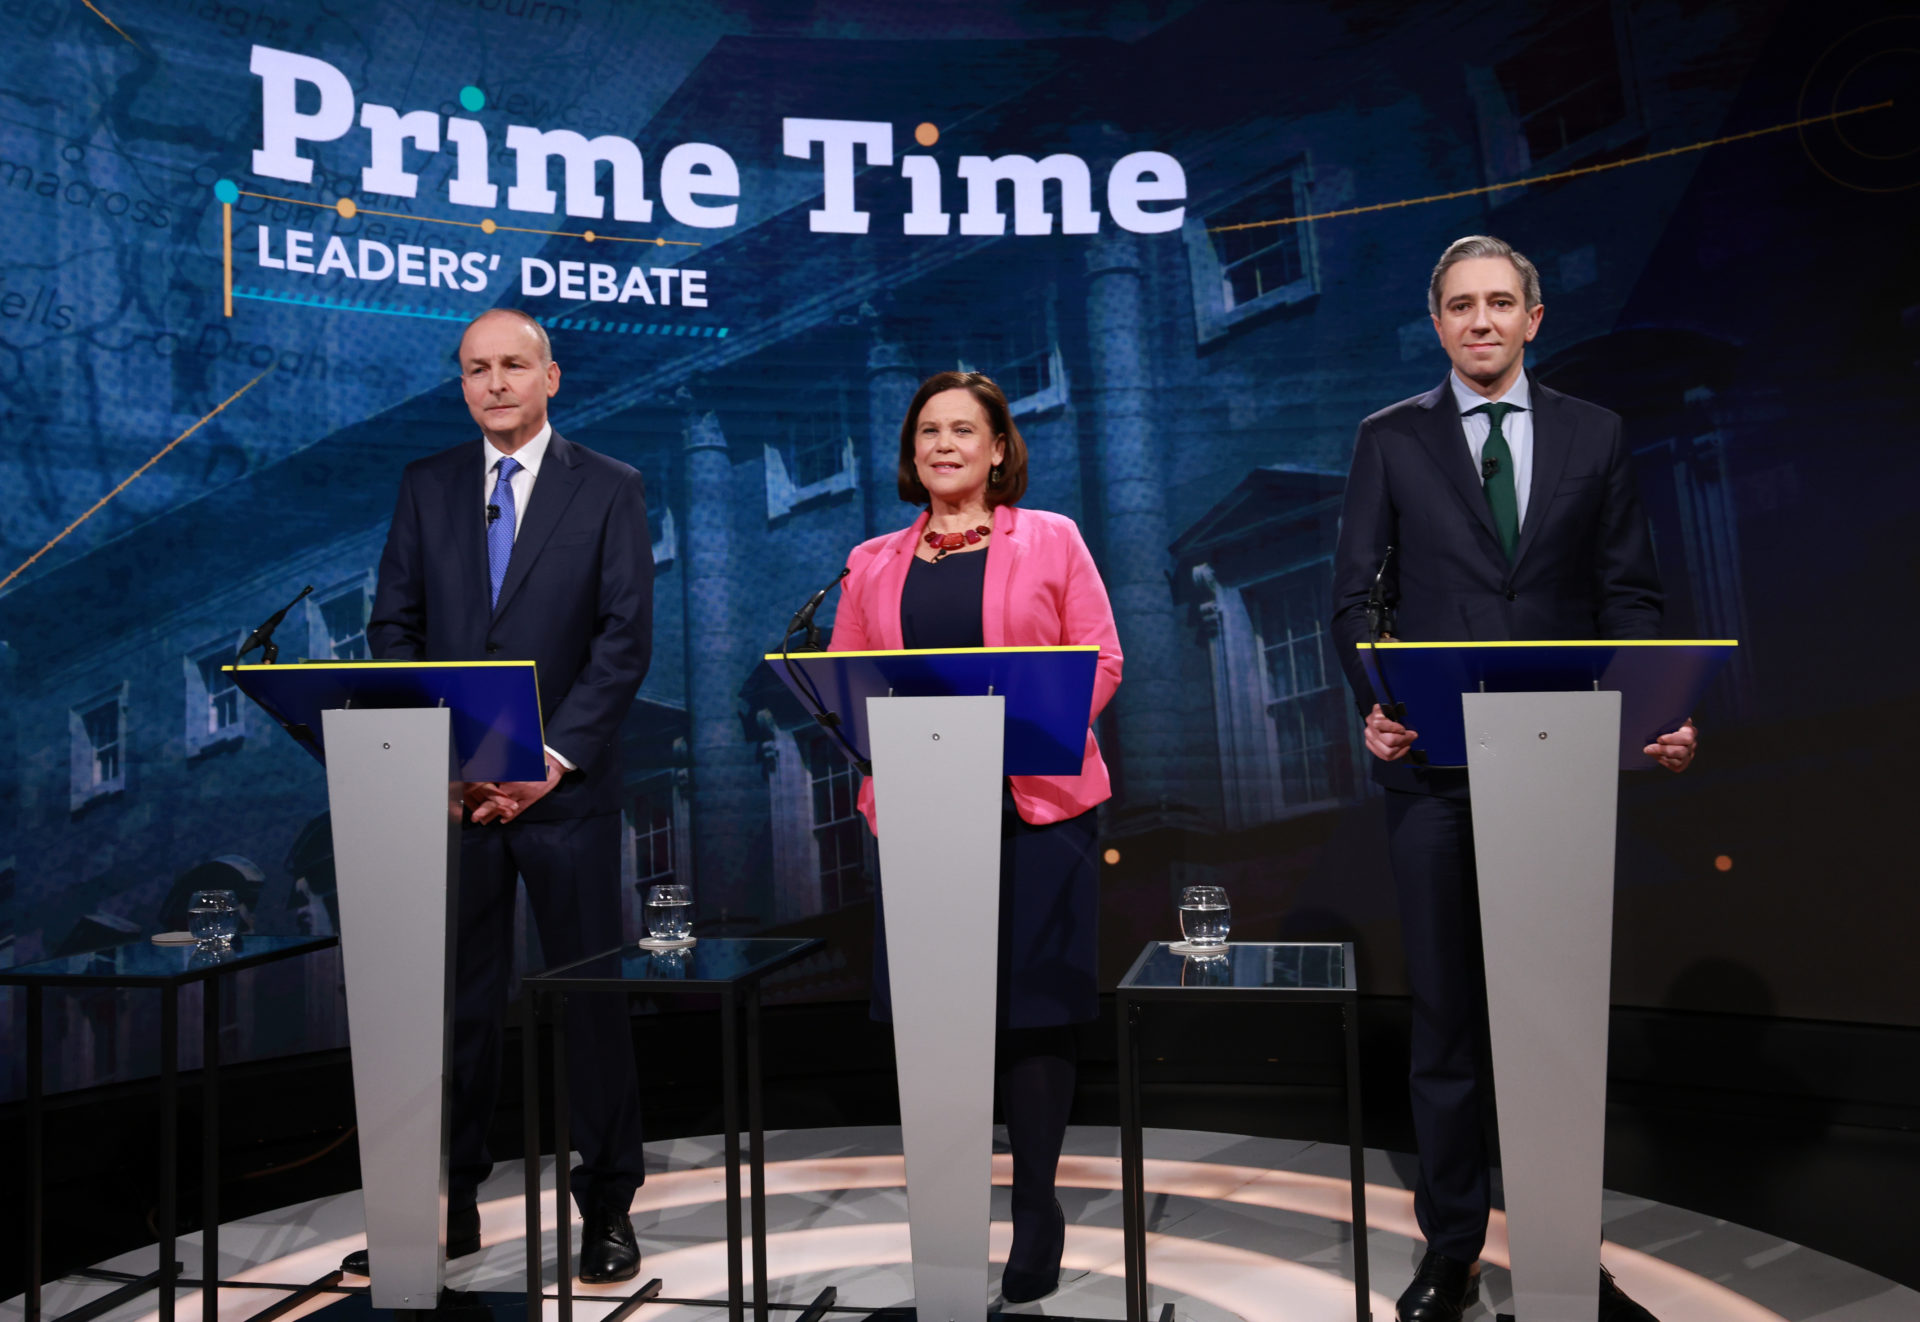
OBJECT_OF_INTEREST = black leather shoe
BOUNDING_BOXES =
[1396,1249,1479,1322]
[577,1201,641,1284]
[340,1202,481,1276]
[1599,1266,1659,1321]
[1000,1198,1065,1304]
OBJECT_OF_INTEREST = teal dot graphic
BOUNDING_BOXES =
[459,85,485,112]
[213,178,240,205]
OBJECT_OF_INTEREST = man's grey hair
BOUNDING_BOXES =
[457,307,553,364]
[1427,235,1542,319]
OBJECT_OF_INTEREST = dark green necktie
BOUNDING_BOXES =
[1468,401,1521,559]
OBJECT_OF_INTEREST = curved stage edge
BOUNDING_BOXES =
[8,1126,1913,1322]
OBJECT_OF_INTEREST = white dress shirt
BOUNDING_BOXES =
[479,421,574,773]
[481,421,552,538]
[1450,370,1534,530]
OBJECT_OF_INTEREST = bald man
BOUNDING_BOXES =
[367,309,654,1283]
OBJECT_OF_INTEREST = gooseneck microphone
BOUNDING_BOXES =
[784,566,850,652]
[1365,546,1397,642]
[1362,547,1425,764]
[236,585,314,666]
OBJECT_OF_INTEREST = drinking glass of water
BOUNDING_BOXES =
[1178,885,1231,949]
[189,889,239,946]
[645,884,693,941]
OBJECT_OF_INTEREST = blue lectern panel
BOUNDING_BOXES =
[228,661,547,781]
[1357,641,1737,769]
[763,646,1100,776]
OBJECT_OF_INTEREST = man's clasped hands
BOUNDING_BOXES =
[463,750,567,824]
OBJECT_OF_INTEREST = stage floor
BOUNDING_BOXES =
[8,1126,1914,1321]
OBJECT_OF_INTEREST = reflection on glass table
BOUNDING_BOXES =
[1125,940,1350,994]
[537,935,818,988]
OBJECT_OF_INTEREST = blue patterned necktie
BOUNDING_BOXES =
[487,455,522,610]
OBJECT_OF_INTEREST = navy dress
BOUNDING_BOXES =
[869,549,1101,1029]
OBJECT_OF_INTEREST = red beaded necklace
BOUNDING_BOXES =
[923,524,991,560]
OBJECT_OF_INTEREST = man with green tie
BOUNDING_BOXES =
[1330,235,1697,1322]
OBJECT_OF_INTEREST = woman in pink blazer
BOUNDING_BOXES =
[829,371,1122,1303]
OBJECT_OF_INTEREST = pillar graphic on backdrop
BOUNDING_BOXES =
[865,335,919,537]
[1084,232,1190,829]
[680,408,762,927]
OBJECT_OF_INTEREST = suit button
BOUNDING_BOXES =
[1505,590,1517,602]
[486,643,500,654]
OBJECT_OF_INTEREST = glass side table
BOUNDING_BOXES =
[3,934,341,1322]
[520,936,823,1322]
[1116,940,1369,1322]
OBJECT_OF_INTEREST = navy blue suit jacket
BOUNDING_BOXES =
[368,429,654,821]
[1330,374,1663,795]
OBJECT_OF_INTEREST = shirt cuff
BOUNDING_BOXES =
[544,744,577,772]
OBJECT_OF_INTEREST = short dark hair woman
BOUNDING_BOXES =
[829,371,1123,1303]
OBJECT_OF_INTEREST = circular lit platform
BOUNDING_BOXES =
[9,1127,1914,1321]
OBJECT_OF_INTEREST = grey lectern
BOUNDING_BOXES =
[230,660,547,1312]
[1358,640,1735,1321]
[767,646,1099,1322]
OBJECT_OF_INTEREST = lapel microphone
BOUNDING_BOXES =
[1481,456,1499,482]
[486,503,501,525]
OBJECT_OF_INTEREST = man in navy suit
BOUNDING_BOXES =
[1331,237,1694,1322]
[367,308,653,1283]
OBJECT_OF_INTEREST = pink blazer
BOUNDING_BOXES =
[829,503,1124,832]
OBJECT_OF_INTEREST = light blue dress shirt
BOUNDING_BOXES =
[1450,371,1534,530]
[478,421,572,773]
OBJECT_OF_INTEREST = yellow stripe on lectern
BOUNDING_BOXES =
[764,645,1102,662]
[1354,639,1739,650]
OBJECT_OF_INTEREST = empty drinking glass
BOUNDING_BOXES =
[189,889,239,945]
[645,884,693,941]
[1178,884,1231,948]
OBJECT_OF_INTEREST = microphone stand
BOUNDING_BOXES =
[777,568,871,774]
[1365,547,1426,766]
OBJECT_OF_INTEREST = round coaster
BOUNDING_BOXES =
[1167,940,1230,957]
[152,931,199,945]
[637,936,696,951]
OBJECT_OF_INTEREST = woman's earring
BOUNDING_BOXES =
[990,465,1004,485]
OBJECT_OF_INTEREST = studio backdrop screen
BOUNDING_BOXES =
[3,0,1916,1099]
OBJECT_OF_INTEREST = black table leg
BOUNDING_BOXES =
[27,982,44,1322]
[522,988,543,1315]
[1343,999,1371,1322]
[160,986,179,1322]
[554,992,572,1322]
[203,976,221,1322]
[747,983,768,1322]
[1118,994,1147,1322]
[721,987,743,1322]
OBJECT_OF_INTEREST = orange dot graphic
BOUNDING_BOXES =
[914,122,939,147]
[335,197,357,219]
[480,217,497,234]
[1102,848,1121,866]
[1713,854,1733,872]
[583,230,597,242]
